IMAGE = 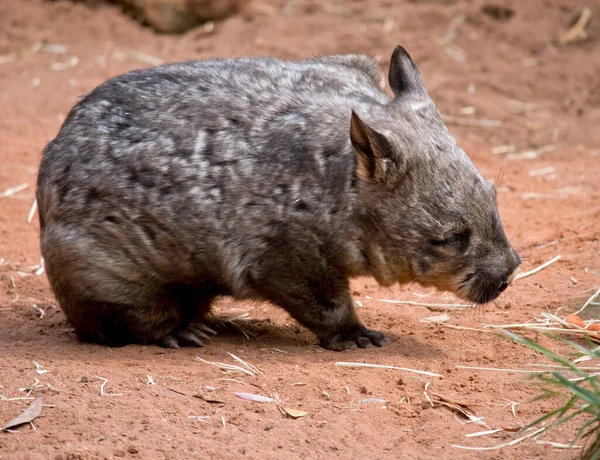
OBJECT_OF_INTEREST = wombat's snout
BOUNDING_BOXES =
[467,247,521,304]
[499,252,521,292]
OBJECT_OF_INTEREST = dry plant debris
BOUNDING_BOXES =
[2,397,43,431]
[335,361,441,378]
[559,8,592,45]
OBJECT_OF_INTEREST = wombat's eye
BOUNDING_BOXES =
[430,231,470,251]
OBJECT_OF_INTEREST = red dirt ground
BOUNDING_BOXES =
[1,0,599,458]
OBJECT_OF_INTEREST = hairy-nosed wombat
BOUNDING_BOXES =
[36,46,520,350]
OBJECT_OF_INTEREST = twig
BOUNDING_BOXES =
[366,296,472,310]
[560,7,592,45]
[335,362,441,378]
[515,255,561,280]
[1,184,29,198]
[97,376,123,397]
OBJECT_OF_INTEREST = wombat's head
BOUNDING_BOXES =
[352,46,520,304]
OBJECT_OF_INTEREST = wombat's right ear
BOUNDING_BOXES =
[350,110,402,186]
[388,45,428,98]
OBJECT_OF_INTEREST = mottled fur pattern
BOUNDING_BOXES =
[36,46,520,350]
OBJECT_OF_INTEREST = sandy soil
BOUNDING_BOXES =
[0,0,599,458]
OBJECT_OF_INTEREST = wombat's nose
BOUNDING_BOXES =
[498,280,509,293]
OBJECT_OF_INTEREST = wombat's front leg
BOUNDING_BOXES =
[250,269,390,350]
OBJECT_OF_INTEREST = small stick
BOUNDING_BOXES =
[335,362,441,378]
[452,428,545,451]
[515,255,561,280]
[27,199,37,223]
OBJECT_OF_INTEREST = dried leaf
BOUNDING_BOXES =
[283,407,308,418]
[3,397,43,431]
[233,392,275,403]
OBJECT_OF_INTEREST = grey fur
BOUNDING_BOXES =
[36,45,520,350]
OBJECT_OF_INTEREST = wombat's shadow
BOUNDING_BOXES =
[205,316,446,360]
[6,305,444,360]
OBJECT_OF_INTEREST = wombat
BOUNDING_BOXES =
[36,45,520,350]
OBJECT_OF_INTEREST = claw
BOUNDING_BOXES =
[178,329,205,347]
[188,324,214,342]
[191,322,217,336]
[161,335,180,349]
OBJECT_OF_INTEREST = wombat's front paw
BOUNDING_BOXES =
[160,323,217,349]
[321,327,391,351]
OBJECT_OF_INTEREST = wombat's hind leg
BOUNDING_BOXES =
[158,284,218,349]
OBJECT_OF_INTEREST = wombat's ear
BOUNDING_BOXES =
[350,110,401,185]
[388,45,428,98]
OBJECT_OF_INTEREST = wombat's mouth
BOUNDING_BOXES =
[460,267,520,305]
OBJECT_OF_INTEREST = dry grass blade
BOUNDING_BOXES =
[465,428,503,438]
[442,114,502,127]
[50,56,78,71]
[97,376,122,397]
[515,255,561,280]
[484,310,600,343]
[506,145,557,160]
[1,183,29,198]
[227,352,266,379]
[335,362,441,378]
[574,287,600,315]
[366,296,472,311]
[3,397,43,431]
[456,365,545,374]
[196,357,255,376]
[27,199,37,223]
[130,52,164,66]
[452,428,545,451]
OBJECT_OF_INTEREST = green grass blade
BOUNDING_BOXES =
[500,329,587,376]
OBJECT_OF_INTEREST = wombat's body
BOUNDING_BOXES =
[37,47,520,350]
